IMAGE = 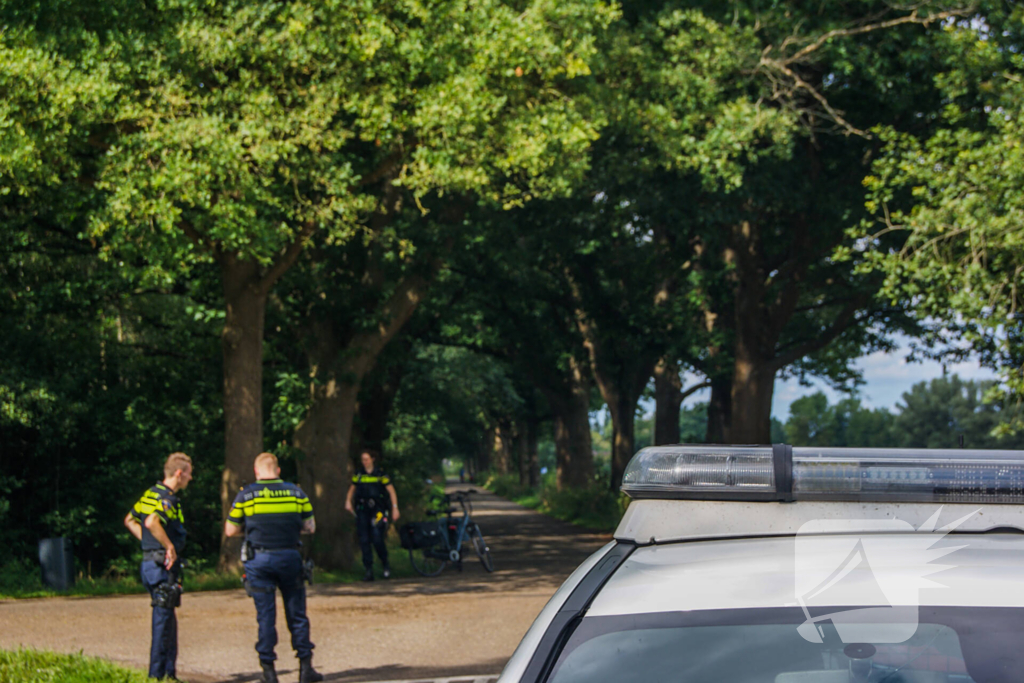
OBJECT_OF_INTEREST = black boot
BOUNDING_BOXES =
[260,661,279,683]
[299,656,324,683]
[363,568,374,582]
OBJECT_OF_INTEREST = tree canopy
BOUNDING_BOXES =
[3,0,1022,578]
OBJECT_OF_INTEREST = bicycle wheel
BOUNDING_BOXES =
[468,523,494,572]
[409,546,446,577]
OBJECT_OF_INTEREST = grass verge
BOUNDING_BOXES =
[483,472,627,532]
[1,535,418,600]
[0,648,154,683]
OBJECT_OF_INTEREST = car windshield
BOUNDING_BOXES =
[547,607,1023,683]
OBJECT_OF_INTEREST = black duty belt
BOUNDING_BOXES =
[253,546,300,554]
[143,549,167,562]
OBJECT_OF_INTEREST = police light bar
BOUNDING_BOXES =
[621,445,1024,504]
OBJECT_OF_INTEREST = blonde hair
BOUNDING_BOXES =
[254,452,279,475]
[164,452,193,478]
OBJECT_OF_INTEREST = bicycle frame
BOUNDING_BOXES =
[408,489,493,576]
[431,493,473,560]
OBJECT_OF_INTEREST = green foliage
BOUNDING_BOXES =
[632,402,720,446]
[484,471,626,532]
[785,393,897,448]
[781,377,1024,449]
[892,376,1024,450]
[483,472,533,500]
[0,215,225,569]
[387,344,522,475]
[0,649,154,683]
[681,403,710,443]
[535,480,627,531]
[90,0,617,271]
[858,5,1024,427]
[3,0,1019,581]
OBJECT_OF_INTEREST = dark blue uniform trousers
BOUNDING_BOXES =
[140,560,177,679]
[244,550,313,664]
[356,509,389,570]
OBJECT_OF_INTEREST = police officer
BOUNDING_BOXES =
[344,448,400,582]
[224,452,322,683]
[123,452,193,681]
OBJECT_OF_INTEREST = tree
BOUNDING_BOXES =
[893,376,1024,450]
[88,0,614,568]
[783,393,896,448]
[430,225,599,490]
[860,5,1024,433]
[778,378,1024,450]
[654,360,710,445]
[576,1,974,446]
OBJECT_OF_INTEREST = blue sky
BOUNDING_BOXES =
[618,335,997,429]
[675,333,998,420]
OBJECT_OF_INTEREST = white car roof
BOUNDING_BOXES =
[614,499,1024,544]
[588,532,1024,617]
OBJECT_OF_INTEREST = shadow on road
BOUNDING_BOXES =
[312,485,611,598]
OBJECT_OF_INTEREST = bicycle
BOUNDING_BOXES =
[400,490,494,577]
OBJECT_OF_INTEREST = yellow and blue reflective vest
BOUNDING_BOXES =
[353,468,391,510]
[131,482,186,553]
[227,479,313,549]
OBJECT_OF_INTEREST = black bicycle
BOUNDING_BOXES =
[400,490,494,577]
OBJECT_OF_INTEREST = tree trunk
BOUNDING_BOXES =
[725,347,776,444]
[493,425,512,474]
[603,392,635,491]
[653,358,683,445]
[354,356,405,457]
[704,374,731,444]
[517,417,539,487]
[569,295,660,492]
[219,256,268,571]
[547,357,593,490]
[294,274,429,570]
[478,426,495,473]
[293,378,358,571]
[553,410,593,489]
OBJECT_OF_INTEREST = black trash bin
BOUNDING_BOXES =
[38,537,75,591]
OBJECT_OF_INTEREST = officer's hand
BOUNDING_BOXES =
[345,502,355,515]
[164,546,178,569]
[392,507,400,522]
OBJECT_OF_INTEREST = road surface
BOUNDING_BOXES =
[0,485,610,682]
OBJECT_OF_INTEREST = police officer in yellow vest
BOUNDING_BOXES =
[124,452,193,681]
[224,453,322,683]
[345,449,400,581]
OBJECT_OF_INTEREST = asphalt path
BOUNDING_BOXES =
[0,485,610,682]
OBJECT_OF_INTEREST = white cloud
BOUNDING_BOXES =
[771,337,997,419]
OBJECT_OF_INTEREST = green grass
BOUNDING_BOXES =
[0,648,155,682]
[0,535,419,600]
[484,472,627,532]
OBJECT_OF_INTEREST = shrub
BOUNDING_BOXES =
[483,472,628,532]
[537,482,628,531]
[483,472,532,500]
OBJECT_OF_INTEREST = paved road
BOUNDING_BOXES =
[0,485,610,682]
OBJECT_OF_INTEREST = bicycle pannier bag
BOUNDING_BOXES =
[400,522,441,550]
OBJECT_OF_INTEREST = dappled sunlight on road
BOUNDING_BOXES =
[0,485,609,683]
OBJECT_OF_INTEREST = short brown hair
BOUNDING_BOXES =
[254,452,279,473]
[359,448,379,461]
[164,452,193,478]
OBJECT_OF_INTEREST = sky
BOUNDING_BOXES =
[674,333,998,420]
